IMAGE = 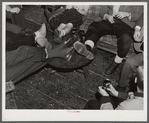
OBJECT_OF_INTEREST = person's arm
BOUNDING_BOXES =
[117,91,129,100]
[100,5,110,19]
[129,6,143,22]
[133,15,143,42]
[100,96,114,110]
[135,14,144,31]
[114,101,128,110]
[98,86,114,110]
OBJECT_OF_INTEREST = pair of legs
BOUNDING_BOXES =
[74,18,134,74]
[53,23,74,44]
[7,43,73,82]
[6,22,22,34]
[118,53,143,89]
[55,23,73,37]
[6,23,51,51]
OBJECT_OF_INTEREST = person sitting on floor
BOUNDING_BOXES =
[84,65,144,110]
[117,26,144,92]
[46,5,90,44]
[6,5,27,28]
[73,5,143,75]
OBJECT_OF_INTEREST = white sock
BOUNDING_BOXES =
[114,55,123,63]
[59,30,65,37]
[85,40,94,49]
[34,31,40,41]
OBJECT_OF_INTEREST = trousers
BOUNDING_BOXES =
[6,22,22,34]
[6,31,47,82]
[6,31,36,51]
[118,53,143,87]
[85,19,134,58]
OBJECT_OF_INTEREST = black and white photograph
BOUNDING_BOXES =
[2,1,148,121]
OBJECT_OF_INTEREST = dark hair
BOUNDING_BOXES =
[136,65,144,91]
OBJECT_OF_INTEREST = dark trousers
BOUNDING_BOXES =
[6,31,36,51]
[85,19,134,58]
[118,53,143,87]
[10,5,27,28]
[6,22,22,34]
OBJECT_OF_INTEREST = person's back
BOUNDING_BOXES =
[116,94,143,110]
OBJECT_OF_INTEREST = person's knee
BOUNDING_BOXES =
[88,23,98,32]
[124,59,133,69]
[121,33,133,44]
[88,21,103,31]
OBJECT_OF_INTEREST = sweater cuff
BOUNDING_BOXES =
[118,92,129,100]
[100,96,111,104]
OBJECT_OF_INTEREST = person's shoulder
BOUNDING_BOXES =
[120,98,143,110]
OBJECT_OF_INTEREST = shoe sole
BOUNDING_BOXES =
[73,42,94,60]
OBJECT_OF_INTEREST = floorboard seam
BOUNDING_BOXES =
[24,82,72,109]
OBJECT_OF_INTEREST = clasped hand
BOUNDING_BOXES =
[114,12,130,19]
[105,12,130,24]
[98,84,118,97]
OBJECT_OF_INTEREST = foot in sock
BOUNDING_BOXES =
[36,37,52,49]
[104,60,120,75]
[35,23,46,40]
[73,41,94,60]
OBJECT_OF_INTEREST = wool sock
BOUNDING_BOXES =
[59,30,65,37]
[114,55,123,63]
[85,40,94,51]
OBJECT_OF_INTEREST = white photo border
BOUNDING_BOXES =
[2,2,148,121]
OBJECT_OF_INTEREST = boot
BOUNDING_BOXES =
[73,41,94,60]
[105,60,120,75]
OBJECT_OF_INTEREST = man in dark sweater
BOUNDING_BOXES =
[84,65,144,110]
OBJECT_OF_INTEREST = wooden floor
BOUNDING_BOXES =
[13,48,121,109]
[8,5,122,109]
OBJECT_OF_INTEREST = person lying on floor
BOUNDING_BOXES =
[84,65,144,110]
[6,24,73,82]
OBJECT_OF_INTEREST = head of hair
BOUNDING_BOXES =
[136,65,144,91]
